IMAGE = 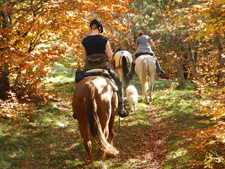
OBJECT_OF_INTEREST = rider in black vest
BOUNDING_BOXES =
[79,19,128,118]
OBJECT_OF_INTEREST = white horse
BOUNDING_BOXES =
[112,50,133,88]
[135,55,156,104]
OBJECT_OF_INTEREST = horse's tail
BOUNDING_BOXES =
[122,55,129,87]
[84,83,119,155]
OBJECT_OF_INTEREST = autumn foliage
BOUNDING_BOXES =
[0,0,134,117]
[160,0,225,167]
[0,0,225,167]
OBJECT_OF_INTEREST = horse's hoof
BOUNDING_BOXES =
[159,72,166,79]
[126,74,133,81]
[108,153,117,158]
[101,161,108,169]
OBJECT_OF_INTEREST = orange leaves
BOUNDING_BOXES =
[0,0,136,119]
[169,0,225,41]
[192,4,205,13]
[193,81,225,166]
[0,91,33,120]
[0,0,135,104]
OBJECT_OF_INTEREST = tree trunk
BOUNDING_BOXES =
[173,31,186,86]
[216,36,225,86]
[187,41,197,77]
[176,56,186,87]
[0,56,10,99]
[0,7,11,99]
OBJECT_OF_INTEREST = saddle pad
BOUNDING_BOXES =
[85,69,118,92]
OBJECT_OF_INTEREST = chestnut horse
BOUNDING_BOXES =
[72,76,119,169]
[135,55,156,104]
[112,50,133,88]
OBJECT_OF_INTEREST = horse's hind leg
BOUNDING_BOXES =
[108,116,115,145]
[141,77,149,104]
[148,68,155,102]
[108,94,117,147]
[101,99,117,169]
[149,80,154,102]
[100,127,109,169]
[101,125,113,169]
[149,86,152,102]
[101,151,107,169]
[78,123,94,167]
[101,120,110,169]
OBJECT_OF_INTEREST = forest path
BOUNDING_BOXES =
[62,99,169,168]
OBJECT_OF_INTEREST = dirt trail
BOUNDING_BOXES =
[108,104,169,169]
[137,104,169,168]
[59,99,169,168]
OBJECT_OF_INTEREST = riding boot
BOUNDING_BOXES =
[126,62,135,80]
[155,59,165,77]
[73,113,77,119]
[108,67,129,117]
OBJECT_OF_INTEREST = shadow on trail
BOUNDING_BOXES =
[1,103,168,169]
[0,104,88,169]
[1,78,184,169]
[111,106,167,169]
[1,77,206,169]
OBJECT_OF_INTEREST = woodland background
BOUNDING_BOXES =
[0,0,225,168]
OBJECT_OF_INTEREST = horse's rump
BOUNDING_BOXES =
[114,50,132,69]
[73,76,119,155]
[135,55,156,76]
[113,50,133,88]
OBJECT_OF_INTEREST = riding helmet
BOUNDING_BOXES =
[90,19,103,33]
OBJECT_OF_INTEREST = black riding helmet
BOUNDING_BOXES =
[90,19,103,33]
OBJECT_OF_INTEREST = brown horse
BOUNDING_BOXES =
[72,76,119,169]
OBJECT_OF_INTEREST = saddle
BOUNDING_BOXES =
[75,68,109,83]
[135,51,154,58]
[75,68,118,91]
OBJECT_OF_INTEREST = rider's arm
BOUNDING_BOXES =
[105,41,113,59]
[134,44,139,50]
[82,45,87,61]
[149,39,154,48]
[135,38,139,50]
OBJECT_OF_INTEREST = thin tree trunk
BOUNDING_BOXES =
[216,36,224,86]
[187,41,197,77]
[174,31,186,86]
[0,63,10,99]
[176,56,186,87]
[0,8,11,99]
